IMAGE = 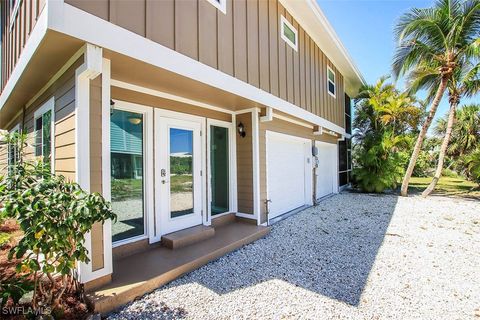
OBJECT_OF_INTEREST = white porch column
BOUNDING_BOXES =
[76,43,113,284]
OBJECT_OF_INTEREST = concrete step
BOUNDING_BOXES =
[211,212,236,227]
[161,225,215,250]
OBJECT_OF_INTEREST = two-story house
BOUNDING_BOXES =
[0,0,364,313]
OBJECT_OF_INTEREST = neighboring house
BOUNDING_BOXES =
[0,0,364,312]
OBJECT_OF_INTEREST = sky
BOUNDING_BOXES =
[317,0,476,125]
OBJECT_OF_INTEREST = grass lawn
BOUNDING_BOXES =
[409,176,480,198]
[112,175,193,201]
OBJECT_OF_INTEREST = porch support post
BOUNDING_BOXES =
[76,43,113,284]
[251,109,261,225]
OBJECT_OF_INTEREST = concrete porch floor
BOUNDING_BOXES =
[88,220,270,314]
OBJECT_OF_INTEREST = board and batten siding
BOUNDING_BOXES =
[65,0,346,128]
[0,0,47,92]
[236,112,254,214]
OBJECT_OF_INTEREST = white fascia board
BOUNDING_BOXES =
[49,3,345,135]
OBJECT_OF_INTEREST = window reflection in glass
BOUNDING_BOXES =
[210,126,229,215]
[110,109,145,242]
[169,128,194,218]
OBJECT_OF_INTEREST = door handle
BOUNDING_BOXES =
[162,179,170,184]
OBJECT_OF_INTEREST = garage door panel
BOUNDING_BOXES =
[316,142,337,199]
[267,133,309,219]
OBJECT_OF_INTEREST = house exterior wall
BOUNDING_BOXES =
[90,75,105,271]
[1,0,46,91]
[64,0,346,128]
[235,112,254,215]
[258,116,338,223]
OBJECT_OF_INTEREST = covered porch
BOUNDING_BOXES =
[87,214,270,314]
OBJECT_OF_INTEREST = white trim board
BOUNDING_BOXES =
[111,100,155,244]
[206,118,237,223]
[49,3,346,135]
[33,96,55,174]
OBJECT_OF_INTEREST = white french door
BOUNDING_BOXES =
[154,114,203,235]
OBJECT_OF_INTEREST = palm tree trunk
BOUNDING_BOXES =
[400,77,448,196]
[422,101,457,197]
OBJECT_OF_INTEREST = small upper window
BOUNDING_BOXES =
[34,97,55,170]
[280,15,298,51]
[206,0,226,14]
[327,67,336,98]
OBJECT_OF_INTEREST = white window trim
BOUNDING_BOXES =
[9,0,22,31]
[33,96,55,173]
[7,123,20,168]
[205,0,226,14]
[207,118,237,222]
[110,101,154,247]
[327,66,336,98]
[280,15,298,52]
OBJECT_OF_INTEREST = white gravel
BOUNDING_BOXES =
[108,193,480,320]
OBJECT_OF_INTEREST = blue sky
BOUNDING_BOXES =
[317,0,473,125]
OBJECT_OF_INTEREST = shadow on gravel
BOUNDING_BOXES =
[167,193,399,307]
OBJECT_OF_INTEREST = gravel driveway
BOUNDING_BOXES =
[108,193,480,320]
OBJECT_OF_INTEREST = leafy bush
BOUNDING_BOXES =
[441,168,459,178]
[353,77,422,192]
[462,149,480,184]
[353,131,408,192]
[0,132,116,309]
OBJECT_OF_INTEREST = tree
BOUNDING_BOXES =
[422,63,480,196]
[353,78,422,192]
[462,148,480,184]
[434,104,480,158]
[0,132,116,311]
[393,0,480,196]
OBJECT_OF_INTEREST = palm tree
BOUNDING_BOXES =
[393,0,480,196]
[463,148,480,184]
[435,104,480,157]
[355,77,422,139]
[422,63,480,196]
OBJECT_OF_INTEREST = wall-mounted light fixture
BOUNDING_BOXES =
[128,116,142,125]
[237,122,246,138]
[110,99,115,115]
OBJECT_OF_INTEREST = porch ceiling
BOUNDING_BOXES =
[105,50,263,113]
[0,30,84,128]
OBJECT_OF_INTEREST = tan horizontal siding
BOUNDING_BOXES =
[65,0,347,128]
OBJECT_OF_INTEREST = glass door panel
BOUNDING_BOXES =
[169,128,194,218]
[210,126,229,215]
[110,109,145,242]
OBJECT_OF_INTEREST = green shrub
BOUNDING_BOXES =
[462,149,480,184]
[441,168,459,178]
[353,131,408,193]
[0,132,116,309]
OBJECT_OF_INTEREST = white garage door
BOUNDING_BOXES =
[316,141,338,199]
[267,132,312,220]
